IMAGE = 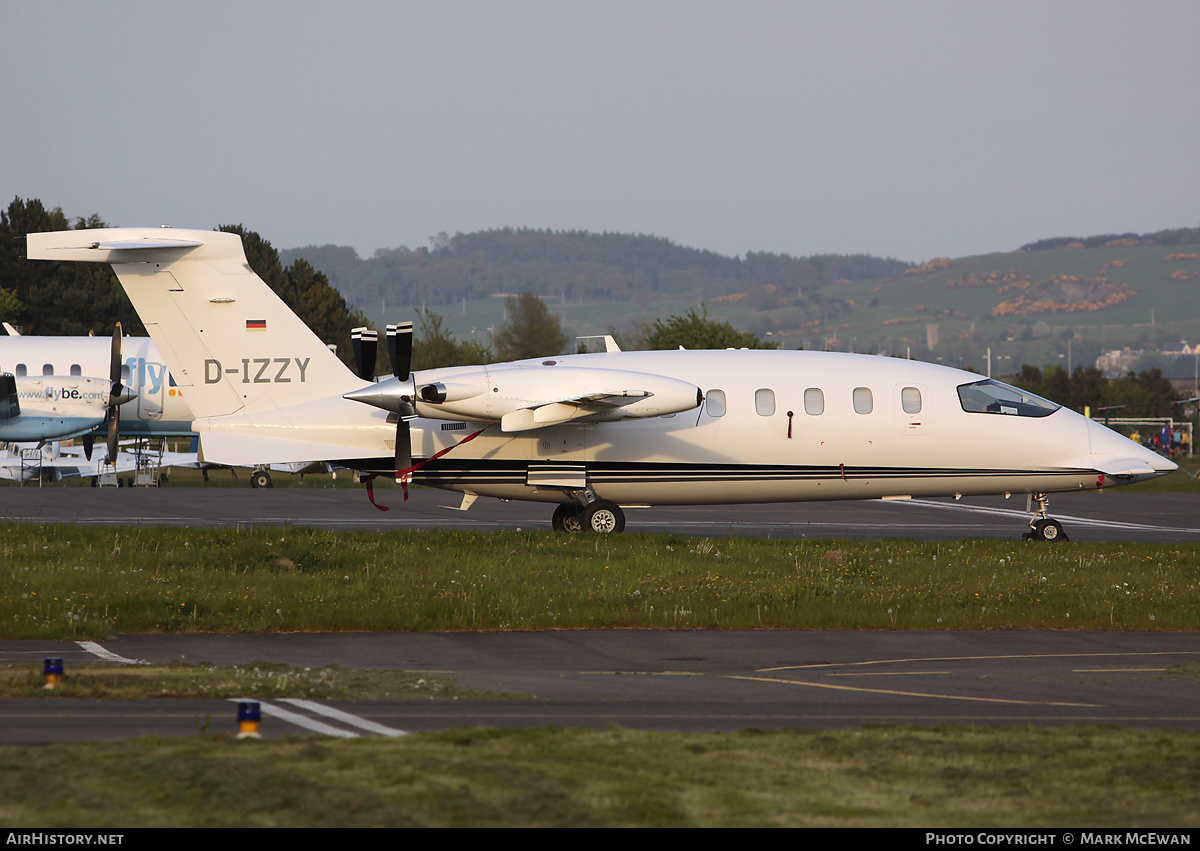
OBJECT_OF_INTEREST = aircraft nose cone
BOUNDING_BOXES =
[1147,450,1179,474]
[1086,419,1178,478]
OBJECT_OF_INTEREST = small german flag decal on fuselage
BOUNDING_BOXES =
[246,320,266,331]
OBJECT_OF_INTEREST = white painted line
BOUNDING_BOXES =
[897,498,1200,534]
[76,641,140,664]
[280,699,409,737]
[228,699,359,738]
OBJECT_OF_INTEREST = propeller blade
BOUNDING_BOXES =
[105,322,124,466]
[108,323,124,403]
[393,399,415,471]
[387,321,413,381]
[83,433,94,462]
[106,408,120,466]
[395,418,412,471]
[351,327,378,382]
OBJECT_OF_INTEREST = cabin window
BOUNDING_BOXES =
[853,387,873,414]
[42,364,53,377]
[121,365,131,385]
[705,389,727,417]
[755,388,775,416]
[70,364,82,377]
[14,364,25,377]
[901,387,922,414]
[957,379,1059,418]
[803,388,824,415]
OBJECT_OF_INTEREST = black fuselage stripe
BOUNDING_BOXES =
[340,457,1094,483]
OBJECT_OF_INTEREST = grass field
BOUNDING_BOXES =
[4,523,1200,637]
[1,726,1196,827]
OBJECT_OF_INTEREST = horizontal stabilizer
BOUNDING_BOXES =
[27,233,205,261]
[91,238,205,251]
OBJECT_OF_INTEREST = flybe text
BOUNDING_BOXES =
[18,388,106,403]
[204,358,310,385]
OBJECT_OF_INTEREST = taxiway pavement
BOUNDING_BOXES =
[0,485,1198,542]
[1,631,1198,742]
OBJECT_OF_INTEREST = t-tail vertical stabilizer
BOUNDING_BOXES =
[27,227,392,466]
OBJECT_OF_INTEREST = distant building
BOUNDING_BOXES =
[1095,341,1200,392]
[1095,347,1144,378]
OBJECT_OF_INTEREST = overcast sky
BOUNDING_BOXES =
[5,1,1198,263]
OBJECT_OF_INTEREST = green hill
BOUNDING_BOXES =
[284,227,1200,371]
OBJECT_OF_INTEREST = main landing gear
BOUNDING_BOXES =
[551,496,626,534]
[1022,492,1068,542]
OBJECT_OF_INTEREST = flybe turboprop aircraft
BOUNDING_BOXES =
[0,326,193,439]
[28,226,1177,539]
[0,324,143,460]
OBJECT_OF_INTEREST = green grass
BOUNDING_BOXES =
[0,725,1196,827]
[4,524,1199,637]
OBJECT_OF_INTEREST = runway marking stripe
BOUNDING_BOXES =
[76,641,139,664]
[229,698,359,738]
[280,698,408,737]
[898,498,1200,534]
[729,675,1099,707]
[760,650,1200,673]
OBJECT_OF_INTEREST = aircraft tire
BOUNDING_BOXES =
[250,470,273,489]
[583,500,625,534]
[552,503,584,533]
[1032,518,1067,542]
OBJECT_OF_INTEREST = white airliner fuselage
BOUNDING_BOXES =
[26,226,1176,538]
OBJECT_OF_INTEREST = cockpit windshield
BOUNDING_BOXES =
[956,379,1060,418]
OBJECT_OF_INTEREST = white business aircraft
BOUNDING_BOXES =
[28,227,1177,540]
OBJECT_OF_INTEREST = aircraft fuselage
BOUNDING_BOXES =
[355,349,1173,506]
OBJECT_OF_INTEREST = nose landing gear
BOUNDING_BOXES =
[1022,493,1068,541]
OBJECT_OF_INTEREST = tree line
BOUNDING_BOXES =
[1011,363,1183,418]
[281,228,914,313]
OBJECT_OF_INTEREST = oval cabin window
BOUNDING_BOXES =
[705,389,727,418]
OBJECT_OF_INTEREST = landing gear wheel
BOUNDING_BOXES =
[552,503,585,532]
[1030,518,1067,542]
[250,469,273,489]
[582,499,625,534]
